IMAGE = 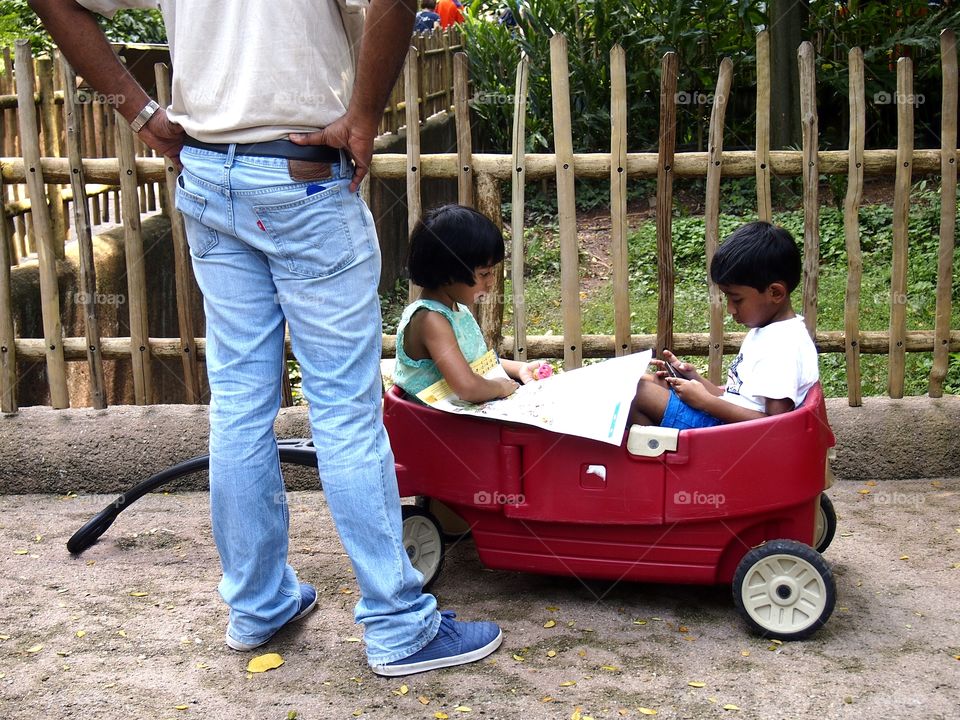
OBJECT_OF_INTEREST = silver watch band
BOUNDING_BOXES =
[130,100,160,133]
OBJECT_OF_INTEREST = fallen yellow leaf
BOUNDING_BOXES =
[899,555,910,560]
[352,710,362,717]
[857,489,871,495]
[688,681,706,688]
[397,684,409,695]
[129,591,148,597]
[559,681,577,687]
[75,630,86,638]
[547,650,557,658]
[246,653,284,673]
[455,707,471,712]
[13,550,28,555]
[546,606,559,612]
[434,713,449,719]
[117,630,127,638]
[541,696,555,703]
[571,709,583,720]
[343,637,362,643]
[740,650,750,657]
[418,696,431,705]
[26,644,43,653]
[0,634,10,640]
[723,704,740,711]
[174,705,188,711]
[865,480,877,486]
[544,620,557,628]
[678,625,689,633]
[512,653,525,662]
[601,665,620,672]
[633,620,647,625]
[638,709,658,716]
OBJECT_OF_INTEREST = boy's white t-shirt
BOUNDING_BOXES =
[721,315,819,413]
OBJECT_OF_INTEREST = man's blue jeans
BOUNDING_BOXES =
[174,145,439,664]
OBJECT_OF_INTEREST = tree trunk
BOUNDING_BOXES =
[769,0,808,150]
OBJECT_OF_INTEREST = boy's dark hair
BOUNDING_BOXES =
[407,204,505,289]
[421,0,436,9]
[710,221,802,293]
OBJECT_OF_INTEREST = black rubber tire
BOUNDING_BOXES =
[401,505,445,592]
[814,493,837,553]
[732,539,836,641]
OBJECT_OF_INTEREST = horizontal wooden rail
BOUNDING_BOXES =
[1,149,948,186]
[13,329,960,361]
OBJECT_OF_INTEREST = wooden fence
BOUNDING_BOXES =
[0,29,957,416]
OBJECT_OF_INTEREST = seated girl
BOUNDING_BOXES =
[393,204,548,402]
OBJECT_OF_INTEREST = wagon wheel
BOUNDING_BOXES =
[401,505,445,591]
[732,539,836,641]
[813,493,837,553]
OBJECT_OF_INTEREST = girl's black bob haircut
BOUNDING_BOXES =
[710,221,802,293]
[407,204,505,289]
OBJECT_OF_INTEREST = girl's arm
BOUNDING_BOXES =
[420,312,518,402]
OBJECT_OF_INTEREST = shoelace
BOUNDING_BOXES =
[436,610,462,640]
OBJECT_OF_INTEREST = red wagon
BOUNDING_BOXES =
[385,382,838,640]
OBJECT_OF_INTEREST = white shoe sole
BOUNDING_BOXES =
[370,628,503,677]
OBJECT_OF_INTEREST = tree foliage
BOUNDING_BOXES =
[462,0,960,153]
[0,0,165,53]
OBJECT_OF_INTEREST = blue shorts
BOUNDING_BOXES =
[661,390,723,430]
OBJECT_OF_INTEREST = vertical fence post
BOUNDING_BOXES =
[404,45,422,302]
[609,45,631,358]
[14,41,70,408]
[888,57,914,399]
[755,30,773,223]
[61,57,107,409]
[655,51,678,357]
[115,110,154,404]
[476,173,504,354]
[798,41,820,338]
[0,174,16,413]
[550,34,582,370]
[843,48,865,407]
[704,58,733,385]
[510,56,529,362]
[929,29,957,398]
[453,52,474,208]
[156,62,202,404]
[37,57,66,258]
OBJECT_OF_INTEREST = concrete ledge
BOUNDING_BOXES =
[1,395,958,494]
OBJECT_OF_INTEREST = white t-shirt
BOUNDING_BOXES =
[721,315,820,413]
[78,0,367,143]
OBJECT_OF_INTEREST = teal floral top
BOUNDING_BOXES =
[393,299,489,397]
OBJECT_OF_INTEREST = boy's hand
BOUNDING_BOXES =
[666,376,713,409]
[653,350,696,380]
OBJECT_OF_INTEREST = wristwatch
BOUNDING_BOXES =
[129,100,160,133]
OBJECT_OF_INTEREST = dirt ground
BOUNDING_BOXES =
[0,477,958,720]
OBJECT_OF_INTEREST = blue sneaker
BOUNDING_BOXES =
[225,582,318,651]
[370,611,503,677]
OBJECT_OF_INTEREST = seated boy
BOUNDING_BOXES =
[629,221,819,429]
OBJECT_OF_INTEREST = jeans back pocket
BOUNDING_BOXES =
[254,184,356,278]
[175,174,219,257]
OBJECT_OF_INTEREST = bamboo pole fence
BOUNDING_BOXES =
[0,29,958,413]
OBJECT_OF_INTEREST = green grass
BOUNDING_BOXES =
[382,189,960,399]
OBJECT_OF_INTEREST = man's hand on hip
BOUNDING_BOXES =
[290,114,375,193]
[140,109,186,170]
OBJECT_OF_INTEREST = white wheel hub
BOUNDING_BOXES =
[403,514,442,579]
[741,553,828,633]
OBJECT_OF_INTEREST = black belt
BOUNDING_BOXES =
[183,137,341,163]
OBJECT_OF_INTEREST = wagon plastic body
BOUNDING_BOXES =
[385,381,838,638]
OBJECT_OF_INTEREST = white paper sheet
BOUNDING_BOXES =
[414,349,653,445]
